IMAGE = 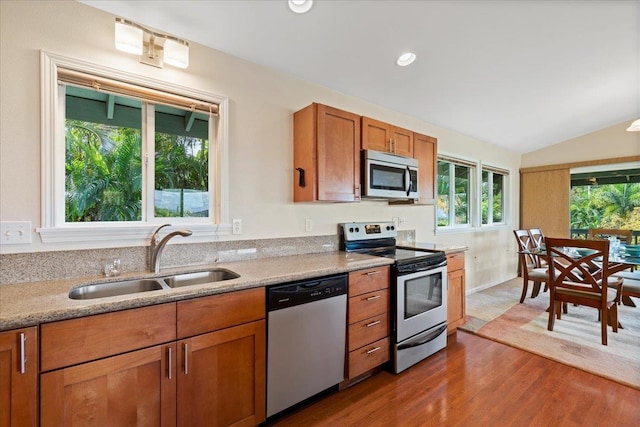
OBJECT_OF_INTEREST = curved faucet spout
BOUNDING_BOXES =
[149,224,193,273]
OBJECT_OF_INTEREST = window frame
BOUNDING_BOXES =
[38,51,230,243]
[437,156,476,229]
[481,164,509,226]
[436,154,511,232]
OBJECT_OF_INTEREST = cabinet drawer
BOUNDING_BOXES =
[348,337,390,379]
[177,287,265,338]
[348,266,390,297]
[348,313,388,352]
[41,303,176,372]
[447,252,465,272]
[348,289,389,324]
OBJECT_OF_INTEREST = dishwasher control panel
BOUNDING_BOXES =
[267,274,347,311]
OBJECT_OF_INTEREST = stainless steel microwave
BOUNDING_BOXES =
[362,149,419,200]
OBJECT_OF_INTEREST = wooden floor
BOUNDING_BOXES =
[270,331,640,426]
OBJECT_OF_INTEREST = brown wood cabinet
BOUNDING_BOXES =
[361,117,413,157]
[39,288,266,427]
[176,289,265,427]
[446,252,466,334]
[345,266,390,380]
[0,327,38,427]
[413,132,438,205]
[293,103,361,202]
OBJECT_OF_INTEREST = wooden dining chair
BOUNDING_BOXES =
[513,230,550,303]
[528,228,547,267]
[588,228,632,244]
[544,237,623,346]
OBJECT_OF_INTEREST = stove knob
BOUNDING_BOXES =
[349,227,354,233]
[355,227,360,233]
[390,225,395,230]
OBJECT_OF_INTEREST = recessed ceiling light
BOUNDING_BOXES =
[396,52,416,67]
[289,0,313,14]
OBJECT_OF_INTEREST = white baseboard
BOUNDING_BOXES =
[466,276,518,295]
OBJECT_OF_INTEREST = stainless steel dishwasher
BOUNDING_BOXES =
[266,274,348,418]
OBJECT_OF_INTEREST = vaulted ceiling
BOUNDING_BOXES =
[82,0,640,154]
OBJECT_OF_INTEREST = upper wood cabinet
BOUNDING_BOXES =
[0,327,38,427]
[362,117,414,157]
[294,103,361,202]
[413,132,438,205]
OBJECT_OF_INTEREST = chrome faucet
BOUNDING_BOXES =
[149,224,193,273]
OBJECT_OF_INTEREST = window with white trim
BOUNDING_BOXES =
[437,157,475,227]
[39,52,230,243]
[481,165,508,225]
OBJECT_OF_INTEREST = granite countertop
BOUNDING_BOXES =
[0,251,394,331]
[396,241,469,253]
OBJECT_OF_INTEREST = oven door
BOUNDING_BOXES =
[395,265,448,343]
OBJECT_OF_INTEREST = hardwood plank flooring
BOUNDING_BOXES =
[269,331,640,426]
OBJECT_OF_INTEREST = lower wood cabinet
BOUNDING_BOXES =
[39,288,266,427]
[447,252,466,334]
[177,320,265,427]
[40,343,176,427]
[0,327,38,427]
[345,266,390,380]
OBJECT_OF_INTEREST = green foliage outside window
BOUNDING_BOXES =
[570,183,640,230]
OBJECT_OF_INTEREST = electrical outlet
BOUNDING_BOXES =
[232,219,242,235]
[305,218,313,232]
[0,221,32,244]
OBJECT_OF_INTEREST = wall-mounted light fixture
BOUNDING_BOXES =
[115,18,189,69]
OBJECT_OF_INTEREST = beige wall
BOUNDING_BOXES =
[0,1,522,291]
[522,121,640,167]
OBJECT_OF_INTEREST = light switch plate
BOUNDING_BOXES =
[1,221,32,245]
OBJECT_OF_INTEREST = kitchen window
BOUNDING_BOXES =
[481,165,508,225]
[437,156,510,229]
[437,157,475,227]
[39,52,230,243]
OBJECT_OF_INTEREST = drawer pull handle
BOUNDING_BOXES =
[366,346,381,354]
[19,333,26,374]
[365,295,381,301]
[167,347,172,380]
[365,271,381,276]
[366,320,381,327]
[183,343,189,375]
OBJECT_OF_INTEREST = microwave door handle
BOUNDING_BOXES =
[405,166,411,197]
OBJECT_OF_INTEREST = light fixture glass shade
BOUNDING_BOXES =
[115,20,143,55]
[164,39,189,68]
[397,52,416,66]
[289,0,313,14]
[626,118,640,131]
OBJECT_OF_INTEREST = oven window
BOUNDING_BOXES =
[404,272,443,319]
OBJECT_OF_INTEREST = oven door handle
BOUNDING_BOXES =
[397,324,447,350]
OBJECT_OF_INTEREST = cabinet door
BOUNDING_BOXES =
[294,103,361,202]
[0,327,37,427]
[40,343,176,427]
[177,320,266,427]
[414,132,437,204]
[390,126,414,157]
[447,269,466,334]
[317,105,361,201]
[362,117,392,153]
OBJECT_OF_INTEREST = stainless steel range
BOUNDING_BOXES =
[340,221,448,373]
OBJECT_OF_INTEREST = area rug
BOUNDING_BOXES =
[459,278,640,390]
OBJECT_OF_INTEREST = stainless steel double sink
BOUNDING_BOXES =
[69,268,240,300]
